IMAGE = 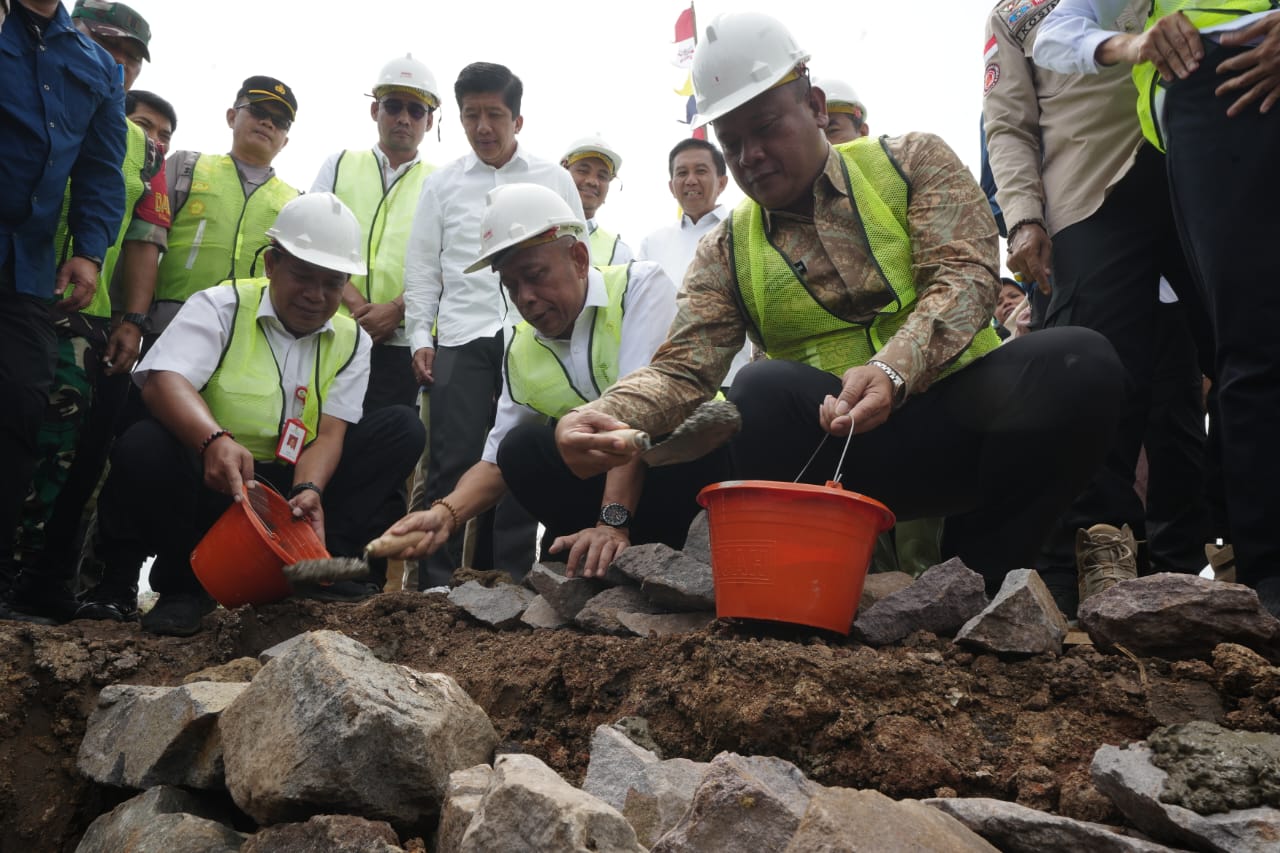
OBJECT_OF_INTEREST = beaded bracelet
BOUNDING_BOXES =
[431,498,461,533]
[200,429,234,455]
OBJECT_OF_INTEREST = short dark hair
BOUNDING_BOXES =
[668,138,726,178]
[454,62,522,117]
[125,89,178,132]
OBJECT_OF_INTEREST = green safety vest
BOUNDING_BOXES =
[505,264,630,418]
[730,138,1001,381]
[156,154,298,305]
[201,279,360,462]
[1136,0,1276,151]
[589,226,622,266]
[52,119,149,318]
[331,149,433,310]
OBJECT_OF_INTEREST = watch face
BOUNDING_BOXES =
[600,503,631,528]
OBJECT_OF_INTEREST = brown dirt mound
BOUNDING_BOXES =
[2,591,1276,851]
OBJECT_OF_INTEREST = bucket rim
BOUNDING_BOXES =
[235,484,310,566]
[697,478,895,529]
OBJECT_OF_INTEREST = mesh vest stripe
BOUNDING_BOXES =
[588,227,621,266]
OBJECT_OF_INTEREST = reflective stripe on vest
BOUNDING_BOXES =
[52,119,149,318]
[588,226,621,266]
[730,138,1001,379]
[156,154,298,304]
[505,263,631,418]
[331,149,433,309]
[201,279,360,462]
[1136,1,1275,151]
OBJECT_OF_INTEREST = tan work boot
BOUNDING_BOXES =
[1205,543,1236,584]
[1076,523,1138,604]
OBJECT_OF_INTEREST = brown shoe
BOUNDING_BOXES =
[1205,543,1236,584]
[1077,523,1138,604]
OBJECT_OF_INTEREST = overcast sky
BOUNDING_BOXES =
[131,0,998,246]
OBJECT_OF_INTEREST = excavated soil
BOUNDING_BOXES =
[2,591,1278,851]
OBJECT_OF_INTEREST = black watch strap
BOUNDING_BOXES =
[599,502,632,529]
[121,311,150,331]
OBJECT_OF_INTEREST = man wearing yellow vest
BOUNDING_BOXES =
[560,136,633,267]
[90,194,424,635]
[384,183,726,578]
[555,11,1125,598]
[1034,1,1280,618]
[312,54,438,412]
[149,75,300,335]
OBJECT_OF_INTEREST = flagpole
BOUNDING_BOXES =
[690,1,706,140]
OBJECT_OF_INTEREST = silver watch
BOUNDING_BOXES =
[868,360,906,403]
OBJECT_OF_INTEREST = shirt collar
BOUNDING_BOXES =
[681,204,729,230]
[255,285,335,338]
[464,141,529,173]
[373,145,421,175]
[759,146,845,233]
[531,266,606,343]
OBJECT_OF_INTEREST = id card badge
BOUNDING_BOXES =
[276,418,308,464]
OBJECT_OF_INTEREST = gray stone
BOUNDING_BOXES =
[858,571,915,612]
[641,552,716,612]
[1080,574,1280,662]
[582,724,709,847]
[651,752,820,852]
[611,542,679,586]
[447,580,536,628]
[78,682,246,790]
[259,634,307,664]
[616,610,715,637]
[240,815,403,852]
[683,510,711,566]
[575,586,663,636]
[75,786,246,853]
[520,595,569,629]
[526,563,609,620]
[456,753,646,853]
[925,796,1184,852]
[437,765,493,853]
[853,558,989,646]
[1147,722,1280,813]
[785,788,998,852]
[220,630,497,833]
[1092,742,1280,853]
[956,570,1068,655]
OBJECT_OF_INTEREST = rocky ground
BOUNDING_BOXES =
[3,582,1278,851]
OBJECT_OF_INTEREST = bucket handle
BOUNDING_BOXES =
[794,417,856,485]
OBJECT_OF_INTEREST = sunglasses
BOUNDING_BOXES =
[237,102,292,130]
[381,99,430,120]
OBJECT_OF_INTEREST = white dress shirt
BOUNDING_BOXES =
[403,144,586,352]
[137,283,372,425]
[588,218,635,265]
[1034,0,1273,75]
[481,261,678,464]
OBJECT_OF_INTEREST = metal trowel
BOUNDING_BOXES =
[602,399,741,467]
[283,531,428,585]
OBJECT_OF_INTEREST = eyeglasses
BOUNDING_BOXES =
[381,99,430,120]
[237,102,292,131]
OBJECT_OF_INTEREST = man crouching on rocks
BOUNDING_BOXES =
[88,194,423,636]
[383,183,729,581]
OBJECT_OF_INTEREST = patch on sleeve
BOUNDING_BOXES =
[984,63,1001,95]
[1001,0,1059,43]
[984,35,999,63]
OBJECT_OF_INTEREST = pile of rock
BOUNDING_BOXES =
[73,629,1280,851]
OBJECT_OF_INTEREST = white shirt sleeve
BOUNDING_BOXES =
[611,238,635,266]
[481,328,542,464]
[403,171,446,353]
[1034,0,1130,75]
[134,286,236,390]
[321,328,372,424]
[616,260,679,379]
[552,166,587,220]
[309,152,342,194]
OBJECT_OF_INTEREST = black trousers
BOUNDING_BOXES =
[497,420,732,552]
[727,328,1123,596]
[1036,143,1206,581]
[421,332,536,587]
[0,270,58,588]
[97,406,423,596]
[362,342,419,413]
[1164,43,1280,589]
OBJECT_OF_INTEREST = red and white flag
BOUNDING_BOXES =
[673,5,696,69]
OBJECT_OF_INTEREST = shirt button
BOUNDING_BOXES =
[43,84,50,91]
[49,121,56,128]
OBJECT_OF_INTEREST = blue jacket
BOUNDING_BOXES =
[0,2,125,298]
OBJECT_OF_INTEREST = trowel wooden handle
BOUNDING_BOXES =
[364,531,428,558]
[599,428,651,451]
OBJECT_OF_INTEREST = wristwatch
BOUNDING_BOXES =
[868,360,906,406]
[120,312,151,332]
[599,503,632,529]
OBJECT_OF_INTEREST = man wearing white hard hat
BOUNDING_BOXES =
[92,194,424,636]
[555,12,1125,607]
[560,135,633,266]
[816,78,869,142]
[384,183,726,579]
[313,54,439,412]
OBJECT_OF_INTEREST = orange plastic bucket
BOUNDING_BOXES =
[697,479,895,634]
[190,485,329,607]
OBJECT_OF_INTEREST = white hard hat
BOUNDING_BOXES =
[372,53,440,109]
[266,193,367,276]
[816,77,867,120]
[464,183,586,274]
[561,135,622,177]
[691,12,810,128]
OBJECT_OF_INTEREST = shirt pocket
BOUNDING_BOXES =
[54,54,113,138]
